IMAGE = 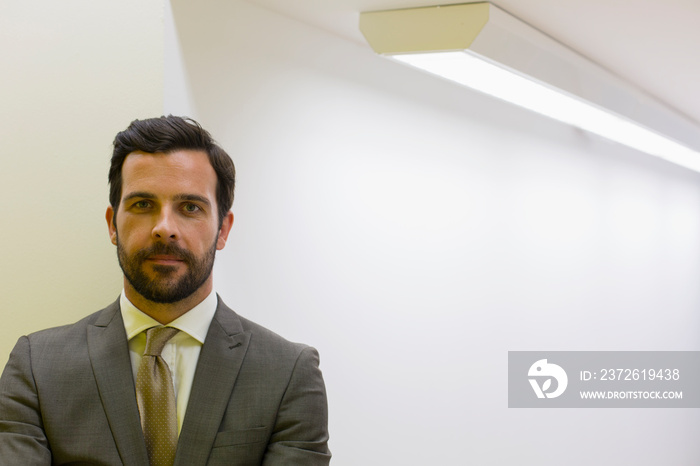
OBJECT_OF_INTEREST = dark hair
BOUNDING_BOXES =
[109,115,235,225]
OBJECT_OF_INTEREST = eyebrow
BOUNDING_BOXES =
[122,191,157,203]
[174,193,212,208]
[123,191,212,208]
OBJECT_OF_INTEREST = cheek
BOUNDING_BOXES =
[116,218,152,246]
[177,223,219,246]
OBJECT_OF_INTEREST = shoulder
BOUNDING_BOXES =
[4,300,122,378]
[213,299,317,364]
[239,314,305,349]
[23,300,121,348]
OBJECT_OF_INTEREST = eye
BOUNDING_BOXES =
[133,200,151,209]
[182,203,201,213]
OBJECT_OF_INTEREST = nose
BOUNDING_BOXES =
[152,207,178,241]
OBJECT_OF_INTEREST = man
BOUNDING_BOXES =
[0,116,331,465]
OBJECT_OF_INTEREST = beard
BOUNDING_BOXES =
[116,235,217,304]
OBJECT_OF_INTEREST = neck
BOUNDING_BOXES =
[123,278,213,324]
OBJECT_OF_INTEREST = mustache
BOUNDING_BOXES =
[135,243,196,264]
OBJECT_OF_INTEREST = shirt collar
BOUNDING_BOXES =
[120,289,218,344]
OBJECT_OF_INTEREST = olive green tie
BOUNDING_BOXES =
[136,327,180,466]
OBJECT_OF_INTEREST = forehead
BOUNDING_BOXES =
[120,150,217,200]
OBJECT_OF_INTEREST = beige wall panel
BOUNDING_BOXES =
[0,0,165,362]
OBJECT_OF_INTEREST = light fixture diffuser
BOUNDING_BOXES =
[360,3,700,172]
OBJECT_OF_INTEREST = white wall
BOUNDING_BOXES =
[0,0,165,360]
[166,1,700,464]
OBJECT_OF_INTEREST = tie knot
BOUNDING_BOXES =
[143,327,179,356]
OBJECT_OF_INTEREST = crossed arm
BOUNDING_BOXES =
[262,346,331,465]
[0,337,332,465]
[0,337,51,464]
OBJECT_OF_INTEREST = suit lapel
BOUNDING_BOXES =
[175,299,250,466]
[87,301,149,465]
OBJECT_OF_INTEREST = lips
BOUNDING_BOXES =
[147,255,184,265]
[136,244,194,268]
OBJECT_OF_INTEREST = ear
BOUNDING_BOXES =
[216,211,234,250]
[106,205,118,246]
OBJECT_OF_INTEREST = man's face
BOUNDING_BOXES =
[106,150,232,304]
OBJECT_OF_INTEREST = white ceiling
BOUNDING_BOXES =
[245,0,700,127]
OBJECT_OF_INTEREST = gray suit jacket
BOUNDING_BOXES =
[0,298,330,465]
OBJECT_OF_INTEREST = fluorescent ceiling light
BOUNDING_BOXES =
[360,3,700,173]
